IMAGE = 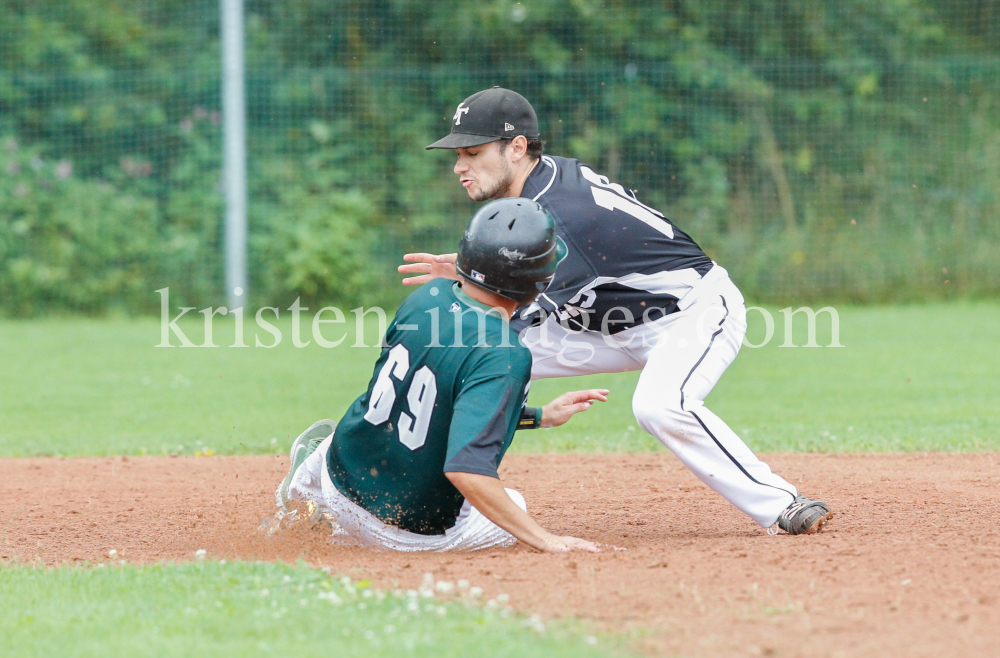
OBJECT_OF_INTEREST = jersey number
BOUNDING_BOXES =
[363,344,438,451]
[581,165,674,239]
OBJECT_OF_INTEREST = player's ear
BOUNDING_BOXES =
[510,135,529,161]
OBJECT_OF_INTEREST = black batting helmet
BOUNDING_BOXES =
[456,198,567,305]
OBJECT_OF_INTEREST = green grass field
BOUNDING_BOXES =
[0,560,630,658]
[2,302,997,657]
[1,303,997,456]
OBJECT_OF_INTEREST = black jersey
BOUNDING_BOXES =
[514,155,714,335]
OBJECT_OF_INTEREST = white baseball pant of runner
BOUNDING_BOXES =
[522,265,797,528]
[287,434,527,551]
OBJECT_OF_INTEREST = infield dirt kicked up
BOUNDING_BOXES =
[3,453,999,658]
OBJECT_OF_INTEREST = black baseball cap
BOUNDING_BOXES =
[426,87,539,150]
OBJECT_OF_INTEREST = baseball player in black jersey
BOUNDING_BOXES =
[401,87,833,535]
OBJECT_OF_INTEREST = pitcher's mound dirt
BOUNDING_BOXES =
[2,453,999,658]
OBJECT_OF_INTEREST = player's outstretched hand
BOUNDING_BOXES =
[541,389,609,428]
[541,535,602,553]
[398,252,459,286]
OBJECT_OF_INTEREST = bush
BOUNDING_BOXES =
[250,150,379,309]
[0,139,157,315]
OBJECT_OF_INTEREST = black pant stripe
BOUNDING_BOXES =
[678,296,728,410]
[688,409,796,501]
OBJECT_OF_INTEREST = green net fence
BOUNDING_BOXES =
[2,0,998,315]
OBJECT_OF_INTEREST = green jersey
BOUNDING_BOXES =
[327,279,533,535]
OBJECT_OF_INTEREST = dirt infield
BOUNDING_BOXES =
[2,453,999,658]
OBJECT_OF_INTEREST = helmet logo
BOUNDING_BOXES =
[464,230,474,241]
[470,270,486,283]
[498,247,525,260]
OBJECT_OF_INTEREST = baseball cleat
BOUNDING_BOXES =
[773,495,833,535]
[274,419,337,510]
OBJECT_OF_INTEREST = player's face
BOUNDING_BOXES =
[453,142,515,202]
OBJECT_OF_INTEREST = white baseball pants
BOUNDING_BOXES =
[522,265,797,528]
[287,434,527,551]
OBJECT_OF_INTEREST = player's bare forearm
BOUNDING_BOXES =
[398,252,459,285]
[540,389,609,428]
[445,471,600,553]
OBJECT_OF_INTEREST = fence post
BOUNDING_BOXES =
[221,0,248,309]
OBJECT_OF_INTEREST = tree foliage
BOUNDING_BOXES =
[1,0,997,314]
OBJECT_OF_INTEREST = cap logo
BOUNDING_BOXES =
[504,122,515,131]
[498,246,525,260]
[470,269,486,283]
[453,102,470,126]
